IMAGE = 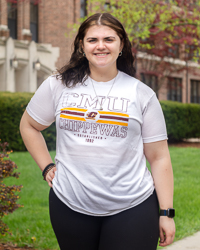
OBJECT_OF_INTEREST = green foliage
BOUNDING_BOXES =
[41,123,56,151]
[0,141,23,235]
[76,0,159,45]
[0,92,32,151]
[69,0,200,61]
[0,92,56,152]
[66,0,200,90]
[160,101,200,141]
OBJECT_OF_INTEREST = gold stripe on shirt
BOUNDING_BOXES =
[96,120,128,127]
[60,114,86,121]
[98,111,129,117]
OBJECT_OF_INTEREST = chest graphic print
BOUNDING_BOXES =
[59,93,130,142]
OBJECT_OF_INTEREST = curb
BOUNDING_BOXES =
[164,231,200,250]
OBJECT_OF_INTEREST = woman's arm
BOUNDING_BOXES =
[144,140,175,247]
[20,110,56,187]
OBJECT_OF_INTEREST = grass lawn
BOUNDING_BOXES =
[0,151,58,250]
[156,146,200,249]
[0,147,200,249]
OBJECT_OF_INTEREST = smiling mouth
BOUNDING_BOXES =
[94,53,109,56]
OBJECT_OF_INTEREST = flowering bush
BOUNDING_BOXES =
[0,141,23,235]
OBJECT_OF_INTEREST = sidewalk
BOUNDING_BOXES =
[164,231,200,250]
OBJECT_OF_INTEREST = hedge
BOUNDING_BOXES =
[0,92,200,151]
[160,100,200,141]
[0,92,56,151]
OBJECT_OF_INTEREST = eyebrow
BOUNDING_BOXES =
[86,36,116,41]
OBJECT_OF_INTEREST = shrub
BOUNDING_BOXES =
[0,141,23,235]
[1,92,200,149]
[41,123,56,151]
[160,100,200,141]
[0,92,56,151]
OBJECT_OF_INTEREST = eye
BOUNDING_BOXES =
[88,39,96,43]
[105,38,114,42]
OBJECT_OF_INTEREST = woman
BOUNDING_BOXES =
[20,13,175,250]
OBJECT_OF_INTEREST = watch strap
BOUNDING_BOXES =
[160,210,168,216]
[160,208,175,218]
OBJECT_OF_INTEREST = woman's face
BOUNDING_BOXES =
[82,25,123,72]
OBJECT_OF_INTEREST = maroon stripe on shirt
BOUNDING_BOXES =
[61,110,84,116]
[100,115,129,122]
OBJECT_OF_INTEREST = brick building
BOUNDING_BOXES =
[0,0,83,92]
[0,0,200,104]
[136,52,200,104]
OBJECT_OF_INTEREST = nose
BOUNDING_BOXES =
[96,41,105,50]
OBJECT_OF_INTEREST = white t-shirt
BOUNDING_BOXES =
[27,71,167,216]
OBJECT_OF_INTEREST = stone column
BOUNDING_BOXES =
[5,37,15,92]
[0,40,6,91]
[28,41,37,92]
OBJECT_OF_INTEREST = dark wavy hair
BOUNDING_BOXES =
[57,13,135,87]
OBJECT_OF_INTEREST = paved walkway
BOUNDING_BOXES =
[164,231,200,250]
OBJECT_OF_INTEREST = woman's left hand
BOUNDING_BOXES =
[159,216,175,247]
[46,166,57,188]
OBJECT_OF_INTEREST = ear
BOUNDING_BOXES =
[79,40,84,53]
[80,40,84,49]
[120,39,124,52]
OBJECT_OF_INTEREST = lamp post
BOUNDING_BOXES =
[33,59,41,71]
[10,56,18,69]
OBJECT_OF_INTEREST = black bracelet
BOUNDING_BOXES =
[42,163,55,178]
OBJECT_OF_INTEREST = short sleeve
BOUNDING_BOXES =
[142,94,168,143]
[26,77,55,126]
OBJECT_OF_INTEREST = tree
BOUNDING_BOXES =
[86,0,200,57]
[136,0,200,96]
[70,0,200,98]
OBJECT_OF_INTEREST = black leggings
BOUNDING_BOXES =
[49,188,159,250]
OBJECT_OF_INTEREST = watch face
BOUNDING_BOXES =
[168,208,175,218]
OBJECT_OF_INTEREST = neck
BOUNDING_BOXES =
[89,65,118,82]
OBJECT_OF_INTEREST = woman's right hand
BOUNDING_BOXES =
[46,166,57,187]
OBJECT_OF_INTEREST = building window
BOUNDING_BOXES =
[80,0,87,18]
[7,2,17,39]
[185,45,199,62]
[141,73,158,96]
[185,45,194,60]
[167,77,182,102]
[30,0,38,42]
[190,80,200,104]
[167,44,179,58]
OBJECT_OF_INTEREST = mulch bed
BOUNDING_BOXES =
[0,142,199,250]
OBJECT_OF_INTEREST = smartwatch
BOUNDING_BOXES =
[160,208,175,218]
